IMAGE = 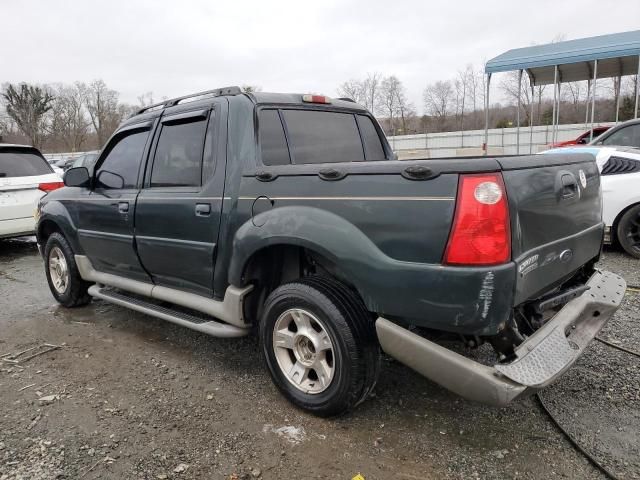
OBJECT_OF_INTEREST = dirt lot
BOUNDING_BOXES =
[1,238,638,480]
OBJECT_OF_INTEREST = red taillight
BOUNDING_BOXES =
[444,173,511,265]
[38,182,64,193]
[302,94,332,104]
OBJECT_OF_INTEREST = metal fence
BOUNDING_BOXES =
[387,122,616,159]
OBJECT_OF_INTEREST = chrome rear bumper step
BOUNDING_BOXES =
[88,285,249,338]
[376,270,626,407]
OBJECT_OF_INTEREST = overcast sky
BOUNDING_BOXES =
[4,0,640,111]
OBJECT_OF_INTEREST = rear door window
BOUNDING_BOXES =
[282,110,365,164]
[357,115,386,160]
[258,110,290,166]
[150,117,208,187]
[0,150,53,177]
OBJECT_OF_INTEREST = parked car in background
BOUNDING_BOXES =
[590,118,640,149]
[45,158,64,176]
[71,151,100,172]
[544,120,640,258]
[550,126,610,148]
[1,144,63,239]
[36,87,624,416]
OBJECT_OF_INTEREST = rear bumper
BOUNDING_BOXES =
[0,216,36,239]
[376,270,626,407]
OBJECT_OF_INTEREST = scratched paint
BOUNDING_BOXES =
[479,272,495,319]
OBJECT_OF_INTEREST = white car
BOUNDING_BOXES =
[543,143,640,258]
[0,144,64,239]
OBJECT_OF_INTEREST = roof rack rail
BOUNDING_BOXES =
[136,86,243,115]
[337,97,356,103]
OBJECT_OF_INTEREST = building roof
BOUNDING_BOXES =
[485,30,640,85]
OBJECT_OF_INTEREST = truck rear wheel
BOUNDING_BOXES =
[259,276,380,417]
[616,204,640,259]
[44,233,92,307]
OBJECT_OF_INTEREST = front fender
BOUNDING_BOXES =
[228,206,516,335]
[36,200,83,254]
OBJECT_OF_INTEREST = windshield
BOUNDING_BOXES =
[0,149,54,177]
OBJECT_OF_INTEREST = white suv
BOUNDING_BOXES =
[0,144,63,239]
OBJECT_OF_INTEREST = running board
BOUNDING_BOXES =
[88,285,249,338]
[75,255,252,328]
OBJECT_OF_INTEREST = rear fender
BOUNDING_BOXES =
[229,205,515,334]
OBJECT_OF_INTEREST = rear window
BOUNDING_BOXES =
[0,150,53,178]
[282,110,364,164]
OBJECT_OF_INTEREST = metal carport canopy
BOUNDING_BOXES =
[485,30,640,85]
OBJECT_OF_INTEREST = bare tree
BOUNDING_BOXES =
[85,80,122,147]
[48,82,90,152]
[137,91,154,107]
[362,72,381,115]
[499,71,532,126]
[378,76,402,133]
[337,80,365,104]
[1,83,54,148]
[423,80,453,122]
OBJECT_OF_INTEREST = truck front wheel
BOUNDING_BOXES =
[259,276,380,417]
[44,232,92,307]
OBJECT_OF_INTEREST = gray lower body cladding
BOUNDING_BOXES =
[376,270,626,407]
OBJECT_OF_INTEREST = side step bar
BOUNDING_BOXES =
[75,255,252,329]
[88,285,249,338]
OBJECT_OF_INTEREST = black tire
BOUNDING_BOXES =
[616,205,640,259]
[259,275,380,417]
[44,232,92,307]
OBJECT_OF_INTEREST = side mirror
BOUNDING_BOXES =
[96,170,125,190]
[63,167,91,188]
[577,138,587,144]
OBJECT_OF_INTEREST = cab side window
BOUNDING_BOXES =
[601,124,640,148]
[96,129,149,189]
[150,117,208,187]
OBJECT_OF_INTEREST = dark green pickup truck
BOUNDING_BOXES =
[36,87,625,416]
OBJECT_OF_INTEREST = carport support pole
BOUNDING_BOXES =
[516,69,522,154]
[615,75,621,123]
[484,73,491,156]
[529,82,535,154]
[551,66,558,145]
[585,79,591,128]
[590,60,598,142]
[635,55,640,118]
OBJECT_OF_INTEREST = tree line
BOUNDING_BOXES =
[0,80,148,152]
[338,68,639,136]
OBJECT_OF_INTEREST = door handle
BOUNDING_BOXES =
[560,174,577,198]
[195,203,211,216]
[118,202,129,213]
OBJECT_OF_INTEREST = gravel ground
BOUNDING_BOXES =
[0,238,638,479]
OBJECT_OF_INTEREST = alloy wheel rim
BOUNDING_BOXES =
[48,246,69,294]
[272,308,335,394]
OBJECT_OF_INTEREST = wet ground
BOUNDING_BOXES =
[0,237,638,479]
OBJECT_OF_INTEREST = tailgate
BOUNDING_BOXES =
[498,153,602,304]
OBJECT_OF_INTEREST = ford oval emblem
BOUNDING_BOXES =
[579,170,587,188]
[559,249,573,263]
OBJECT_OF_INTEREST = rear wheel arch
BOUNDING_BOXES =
[239,243,368,325]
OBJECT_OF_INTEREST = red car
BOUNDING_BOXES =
[551,126,610,148]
